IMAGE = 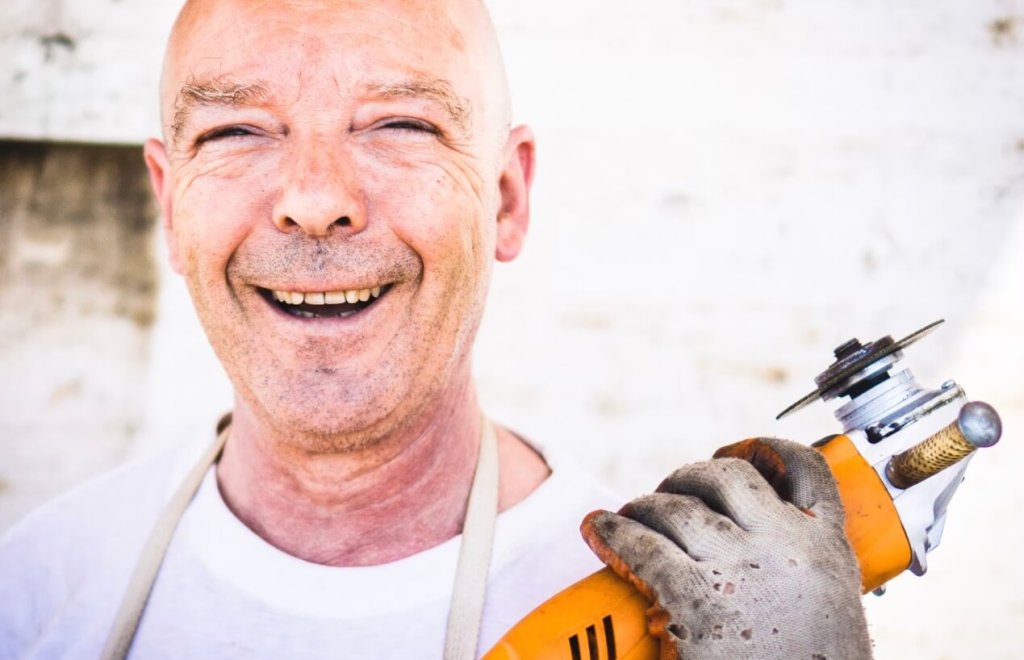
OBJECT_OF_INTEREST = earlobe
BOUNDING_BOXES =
[495,125,535,263]
[143,138,183,274]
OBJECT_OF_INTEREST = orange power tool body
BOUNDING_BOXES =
[484,321,1002,660]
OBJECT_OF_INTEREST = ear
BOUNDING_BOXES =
[495,125,535,262]
[143,138,183,274]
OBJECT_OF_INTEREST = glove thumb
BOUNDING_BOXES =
[713,437,843,522]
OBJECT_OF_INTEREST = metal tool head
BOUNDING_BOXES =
[957,400,1002,448]
[776,319,945,420]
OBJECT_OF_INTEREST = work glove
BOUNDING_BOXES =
[581,437,872,660]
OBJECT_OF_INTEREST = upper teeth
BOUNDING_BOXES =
[272,287,382,305]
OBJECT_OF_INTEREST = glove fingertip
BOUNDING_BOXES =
[579,510,661,605]
[579,508,609,538]
[579,510,620,559]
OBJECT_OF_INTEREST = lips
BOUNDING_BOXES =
[260,284,390,318]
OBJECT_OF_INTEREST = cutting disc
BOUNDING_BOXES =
[776,319,945,420]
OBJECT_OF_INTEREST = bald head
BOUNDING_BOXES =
[143,0,536,447]
[159,0,512,152]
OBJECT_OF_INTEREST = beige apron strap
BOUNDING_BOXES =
[101,415,499,660]
[443,417,500,660]
[99,425,229,660]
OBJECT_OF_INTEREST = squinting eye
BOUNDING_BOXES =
[196,126,255,146]
[380,119,438,135]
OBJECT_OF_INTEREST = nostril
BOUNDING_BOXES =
[276,216,352,234]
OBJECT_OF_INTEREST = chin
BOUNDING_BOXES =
[241,378,413,453]
[226,340,468,452]
[266,406,392,453]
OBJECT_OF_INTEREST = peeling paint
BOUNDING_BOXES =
[988,16,1017,46]
[37,31,76,61]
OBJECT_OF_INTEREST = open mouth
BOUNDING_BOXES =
[260,285,391,319]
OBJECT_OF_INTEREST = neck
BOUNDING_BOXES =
[216,377,549,566]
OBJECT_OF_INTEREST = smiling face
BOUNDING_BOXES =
[145,0,534,449]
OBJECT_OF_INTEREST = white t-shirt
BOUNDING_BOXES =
[0,436,619,660]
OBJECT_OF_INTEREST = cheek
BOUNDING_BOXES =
[356,153,494,357]
[358,152,494,267]
[171,157,279,279]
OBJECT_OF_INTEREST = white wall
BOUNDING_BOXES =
[0,0,175,142]
[2,1,1023,657]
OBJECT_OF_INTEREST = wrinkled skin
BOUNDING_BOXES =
[143,0,543,566]
[146,0,533,451]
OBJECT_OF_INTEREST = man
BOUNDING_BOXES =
[0,1,870,658]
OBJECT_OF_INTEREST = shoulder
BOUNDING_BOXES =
[480,441,623,647]
[522,437,622,516]
[492,437,621,571]
[0,440,201,562]
[0,439,207,649]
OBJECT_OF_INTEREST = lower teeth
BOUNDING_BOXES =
[287,307,362,319]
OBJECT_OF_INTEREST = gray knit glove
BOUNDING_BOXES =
[581,437,872,659]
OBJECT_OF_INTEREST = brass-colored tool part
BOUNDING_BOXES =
[886,423,976,488]
[886,401,1001,490]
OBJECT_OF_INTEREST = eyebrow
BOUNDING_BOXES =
[170,75,270,143]
[366,77,472,132]
[169,73,473,144]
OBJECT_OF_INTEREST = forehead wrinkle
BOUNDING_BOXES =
[171,74,271,143]
[367,76,472,133]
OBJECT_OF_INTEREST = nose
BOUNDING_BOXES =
[272,142,367,237]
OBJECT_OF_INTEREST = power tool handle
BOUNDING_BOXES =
[483,434,912,659]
